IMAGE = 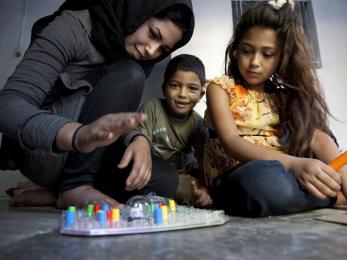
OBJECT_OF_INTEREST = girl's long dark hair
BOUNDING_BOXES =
[225,2,332,157]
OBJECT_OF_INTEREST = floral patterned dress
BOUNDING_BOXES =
[203,75,289,186]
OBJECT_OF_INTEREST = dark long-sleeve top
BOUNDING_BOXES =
[0,10,105,153]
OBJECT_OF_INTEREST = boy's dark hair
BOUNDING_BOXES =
[163,54,206,86]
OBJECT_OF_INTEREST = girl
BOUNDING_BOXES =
[0,0,195,208]
[199,0,347,216]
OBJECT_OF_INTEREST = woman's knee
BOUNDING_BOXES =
[107,59,146,90]
[82,59,146,117]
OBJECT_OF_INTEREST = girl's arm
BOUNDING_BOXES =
[310,129,347,199]
[207,83,292,166]
[207,83,341,199]
[310,129,344,165]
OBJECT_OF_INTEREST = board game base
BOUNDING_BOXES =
[59,195,230,236]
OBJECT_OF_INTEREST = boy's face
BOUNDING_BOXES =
[163,70,204,118]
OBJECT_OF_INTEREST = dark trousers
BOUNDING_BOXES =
[62,59,145,191]
[61,59,178,200]
[212,160,336,217]
[95,141,179,203]
[61,60,178,202]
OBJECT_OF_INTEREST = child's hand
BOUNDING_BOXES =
[191,180,213,207]
[118,135,152,191]
[290,157,341,199]
[339,166,347,198]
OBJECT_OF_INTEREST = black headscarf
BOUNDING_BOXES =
[32,0,194,66]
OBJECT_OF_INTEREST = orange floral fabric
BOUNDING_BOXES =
[203,75,289,186]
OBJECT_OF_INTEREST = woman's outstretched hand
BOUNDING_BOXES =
[57,112,147,153]
[290,157,341,200]
[75,112,147,153]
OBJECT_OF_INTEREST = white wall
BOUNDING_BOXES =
[174,0,233,120]
[0,0,64,88]
[174,0,347,150]
[313,0,347,150]
[0,0,64,195]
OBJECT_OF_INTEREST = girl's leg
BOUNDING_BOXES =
[58,59,146,208]
[212,160,336,217]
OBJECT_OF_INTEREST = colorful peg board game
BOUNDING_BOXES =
[59,194,229,236]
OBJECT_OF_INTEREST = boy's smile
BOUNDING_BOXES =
[164,70,204,119]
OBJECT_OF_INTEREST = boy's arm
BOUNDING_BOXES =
[118,135,152,191]
[119,100,158,191]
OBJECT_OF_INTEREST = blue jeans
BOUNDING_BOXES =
[212,160,336,217]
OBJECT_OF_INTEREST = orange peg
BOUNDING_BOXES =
[328,151,347,170]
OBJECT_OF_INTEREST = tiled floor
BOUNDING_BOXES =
[1,198,347,260]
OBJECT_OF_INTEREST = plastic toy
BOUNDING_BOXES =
[328,151,347,170]
[59,193,229,236]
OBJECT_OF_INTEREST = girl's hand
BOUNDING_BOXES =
[74,112,147,153]
[290,157,341,199]
[118,135,152,191]
[191,180,213,207]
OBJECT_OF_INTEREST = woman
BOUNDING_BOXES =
[0,0,195,208]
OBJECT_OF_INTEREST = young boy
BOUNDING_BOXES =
[119,54,211,205]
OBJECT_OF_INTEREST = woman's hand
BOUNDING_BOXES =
[71,112,147,153]
[191,180,213,207]
[118,135,152,191]
[289,157,341,199]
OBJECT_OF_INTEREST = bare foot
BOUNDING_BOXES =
[8,188,56,207]
[56,185,123,209]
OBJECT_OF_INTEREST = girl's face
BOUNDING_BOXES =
[125,17,183,61]
[164,70,204,119]
[237,26,281,90]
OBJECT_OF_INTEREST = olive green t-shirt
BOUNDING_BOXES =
[124,98,208,171]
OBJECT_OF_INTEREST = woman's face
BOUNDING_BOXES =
[237,26,281,90]
[125,17,183,61]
